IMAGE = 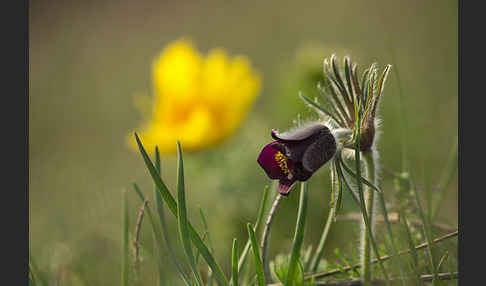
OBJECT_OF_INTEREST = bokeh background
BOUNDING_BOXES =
[30,0,457,284]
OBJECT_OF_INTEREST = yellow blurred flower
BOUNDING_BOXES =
[129,39,261,154]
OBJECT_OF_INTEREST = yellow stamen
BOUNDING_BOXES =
[274,151,290,175]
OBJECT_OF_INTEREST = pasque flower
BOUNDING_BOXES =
[257,123,336,195]
[257,55,391,195]
[129,39,261,154]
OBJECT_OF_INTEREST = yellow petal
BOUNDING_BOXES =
[152,39,202,103]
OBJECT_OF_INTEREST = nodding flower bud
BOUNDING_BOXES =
[359,119,375,152]
[257,123,336,195]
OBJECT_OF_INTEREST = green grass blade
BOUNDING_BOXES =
[176,142,204,286]
[134,133,229,286]
[412,181,440,286]
[232,239,239,286]
[135,133,177,214]
[154,244,165,286]
[334,248,360,277]
[133,184,191,286]
[247,223,265,286]
[199,208,214,252]
[348,151,407,283]
[377,190,406,284]
[121,190,129,286]
[432,137,458,221]
[401,212,423,286]
[155,146,161,175]
[236,185,271,286]
[437,251,449,272]
[195,232,208,265]
[29,263,37,286]
[29,254,47,286]
[153,146,167,286]
[286,182,309,286]
[197,207,214,285]
[336,155,388,283]
[237,185,270,272]
[448,258,457,286]
[151,146,192,285]
[336,151,402,281]
[337,154,396,258]
[308,163,337,272]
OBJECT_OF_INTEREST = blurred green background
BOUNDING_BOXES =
[30,0,457,284]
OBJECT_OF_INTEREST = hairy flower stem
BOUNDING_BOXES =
[261,193,283,283]
[361,151,378,286]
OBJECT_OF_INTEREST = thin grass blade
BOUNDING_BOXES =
[432,138,458,221]
[437,251,449,272]
[237,185,270,272]
[412,181,440,286]
[152,146,173,286]
[198,207,215,285]
[308,163,337,272]
[199,208,214,252]
[448,258,457,286]
[247,223,265,286]
[286,182,309,286]
[133,184,191,286]
[334,248,360,277]
[340,151,404,284]
[134,133,229,286]
[401,212,423,286]
[232,239,239,286]
[176,142,204,286]
[29,254,47,286]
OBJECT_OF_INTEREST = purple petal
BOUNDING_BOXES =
[271,123,327,142]
[278,177,297,195]
[257,142,294,180]
[302,130,337,172]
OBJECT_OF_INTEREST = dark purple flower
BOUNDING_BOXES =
[257,123,337,195]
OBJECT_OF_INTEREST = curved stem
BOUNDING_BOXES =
[309,205,335,272]
[361,151,378,286]
[261,193,283,283]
